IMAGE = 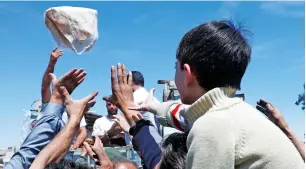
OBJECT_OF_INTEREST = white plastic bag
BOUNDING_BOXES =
[45,6,98,55]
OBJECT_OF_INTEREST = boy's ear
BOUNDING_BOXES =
[183,64,196,85]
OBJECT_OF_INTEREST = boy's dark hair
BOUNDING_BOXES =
[160,132,189,169]
[129,71,144,87]
[45,159,93,169]
[176,20,251,90]
[111,156,137,169]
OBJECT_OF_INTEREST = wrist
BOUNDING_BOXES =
[66,120,80,131]
[69,116,83,126]
[121,101,136,112]
[49,57,58,63]
[50,94,64,105]
[99,158,112,168]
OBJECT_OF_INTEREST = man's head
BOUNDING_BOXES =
[158,132,188,169]
[175,20,251,104]
[106,101,118,115]
[45,159,92,169]
[128,71,144,92]
[111,157,138,169]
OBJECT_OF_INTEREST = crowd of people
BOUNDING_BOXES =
[4,20,305,169]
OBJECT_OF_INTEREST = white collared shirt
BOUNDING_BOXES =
[133,87,160,128]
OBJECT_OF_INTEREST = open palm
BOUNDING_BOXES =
[50,68,87,98]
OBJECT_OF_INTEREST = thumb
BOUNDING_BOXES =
[147,88,155,101]
[113,115,119,119]
[128,105,150,112]
[94,136,100,145]
[49,73,57,84]
[266,103,275,112]
[60,86,72,102]
[83,91,99,103]
[149,88,156,97]
[52,47,58,52]
[114,119,120,126]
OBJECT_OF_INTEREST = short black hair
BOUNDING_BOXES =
[45,159,93,169]
[129,71,144,87]
[176,20,251,90]
[159,132,188,169]
[111,156,137,169]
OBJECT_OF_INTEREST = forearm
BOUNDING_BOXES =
[30,119,80,169]
[98,151,113,169]
[4,110,64,169]
[285,128,305,161]
[74,127,88,147]
[41,59,57,103]
[152,101,190,131]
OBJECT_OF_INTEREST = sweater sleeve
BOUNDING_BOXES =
[153,100,190,132]
[186,114,235,169]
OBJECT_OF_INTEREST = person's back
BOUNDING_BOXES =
[233,102,303,168]
[187,91,304,168]
[130,71,160,130]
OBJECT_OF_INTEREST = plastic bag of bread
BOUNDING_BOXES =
[45,6,98,55]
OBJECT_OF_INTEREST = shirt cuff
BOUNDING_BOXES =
[42,102,65,118]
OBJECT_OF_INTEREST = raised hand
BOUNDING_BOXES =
[49,68,86,104]
[83,136,112,168]
[103,63,141,125]
[256,99,288,129]
[107,122,123,137]
[60,86,98,122]
[50,47,63,61]
[84,99,96,113]
[103,63,134,110]
[256,99,305,161]
[114,114,131,133]
[91,136,105,159]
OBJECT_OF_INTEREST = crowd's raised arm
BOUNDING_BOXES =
[4,20,305,169]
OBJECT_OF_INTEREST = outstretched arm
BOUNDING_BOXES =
[72,127,88,149]
[41,48,63,103]
[103,64,162,169]
[4,103,65,169]
[4,68,88,169]
[257,99,305,161]
[128,89,189,131]
[84,136,113,169]
[30,87,98,169]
